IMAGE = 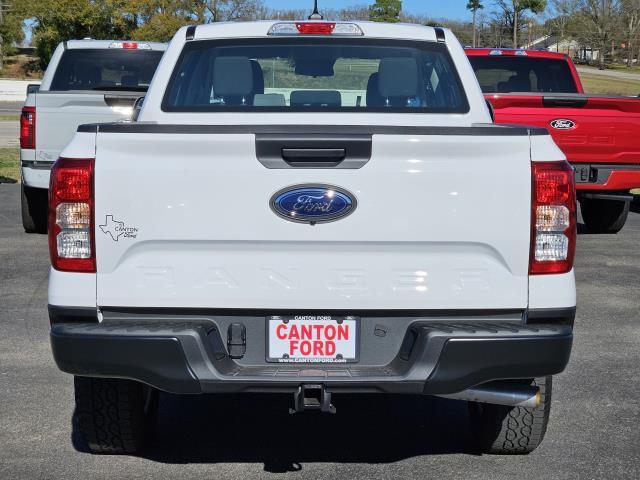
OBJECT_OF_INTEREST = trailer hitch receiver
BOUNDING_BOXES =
[290,384,336,414]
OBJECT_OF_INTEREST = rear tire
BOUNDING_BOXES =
[73,377,158,454]
[580,198,630,234]
[468,377,552,455]
[21,183,48,234]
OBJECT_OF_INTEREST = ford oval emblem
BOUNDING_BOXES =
[270,184,357,224]
[550,119,576,130]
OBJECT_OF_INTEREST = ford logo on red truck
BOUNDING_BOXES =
[550,118,576,130]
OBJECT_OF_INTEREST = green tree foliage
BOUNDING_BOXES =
[0,1,25,54]
[18,0,266,68]
[369,0,402,23]
[16,0,135,69]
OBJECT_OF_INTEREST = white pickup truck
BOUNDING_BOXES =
[48,20,577,455]
[20,39,166,233]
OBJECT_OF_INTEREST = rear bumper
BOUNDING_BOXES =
[572,162,640,192]
[21,163,53,189]
[50,308,574,395]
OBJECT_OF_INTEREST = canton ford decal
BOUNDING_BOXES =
[270,184,357,225]
[99,215,139,241]
[550,119,576,130]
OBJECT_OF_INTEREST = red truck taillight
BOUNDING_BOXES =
[48,158,96,273]
[530,161,577,275]
[20,106,36,149]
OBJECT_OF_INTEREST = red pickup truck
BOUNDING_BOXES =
[466,48,640,233]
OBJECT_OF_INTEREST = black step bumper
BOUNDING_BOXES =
[50,310,573,395]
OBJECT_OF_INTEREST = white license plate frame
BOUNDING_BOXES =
[266,315,360,364]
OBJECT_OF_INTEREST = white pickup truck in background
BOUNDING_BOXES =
[20,39,166,233]
[48,21,577,455]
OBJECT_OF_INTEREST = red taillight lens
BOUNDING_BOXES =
[20,106,36,149]
[122,42,138,49]
[295,22,336,34]
[530,161,576,275]
[48,158,95,273]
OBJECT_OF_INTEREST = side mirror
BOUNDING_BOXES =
[27,84,40,95]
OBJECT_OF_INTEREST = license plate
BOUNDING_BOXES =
[267,315,359,364]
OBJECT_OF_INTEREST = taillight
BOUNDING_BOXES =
[296,22,336,34]
[48,158,95,273]
[530,161,576,275]
[20,106,36,149]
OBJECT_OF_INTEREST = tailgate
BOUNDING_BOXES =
[94,126,532,310]
[489,93,640,164]
[35,92,140,163]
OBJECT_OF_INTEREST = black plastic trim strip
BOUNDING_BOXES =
[434,27,446,42]
[542,94,589,108]
[48,305,98,325]
[99,306,525,319]
[77,123,547,136]
[185,25,197,41]
[527,306,576,326]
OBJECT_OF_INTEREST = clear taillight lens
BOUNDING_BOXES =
[530,161,576,275]
[48,158,95,273]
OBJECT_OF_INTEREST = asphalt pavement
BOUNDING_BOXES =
[0,182,639,479]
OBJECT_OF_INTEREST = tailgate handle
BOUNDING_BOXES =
[542,95,588,108]
[256,134,372,169]
[282,148,346,167]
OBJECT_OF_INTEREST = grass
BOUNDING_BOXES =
[0,147,19,183]
[580,74,640,96]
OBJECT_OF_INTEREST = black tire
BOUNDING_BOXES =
[468,377,552,455]
[73,377,158,454]
[580,198,630,234]
[21,183,48,234]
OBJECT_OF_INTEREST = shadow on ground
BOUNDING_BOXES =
[75,393,477,472]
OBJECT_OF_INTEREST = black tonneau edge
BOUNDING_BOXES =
[77,123,549,136]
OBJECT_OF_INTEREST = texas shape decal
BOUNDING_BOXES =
[99,215,139,241]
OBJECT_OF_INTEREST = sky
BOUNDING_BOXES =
[266,0,471,21]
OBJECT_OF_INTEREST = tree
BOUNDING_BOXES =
[497,0,547,47]
[620,0,640,66]
[0,0,26,70]
[580,0,620,69]
[369,0,402,23]
[547,0,579,52]
[17,0,136,69]
[467,0,484,47]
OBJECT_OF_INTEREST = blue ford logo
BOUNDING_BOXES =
[270,184,357,224]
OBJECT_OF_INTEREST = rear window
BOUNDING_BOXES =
[162,38,469,113]
[50,49,164,92]
[468,56,578,94]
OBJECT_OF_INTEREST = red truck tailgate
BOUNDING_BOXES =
[488,93,640,165]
